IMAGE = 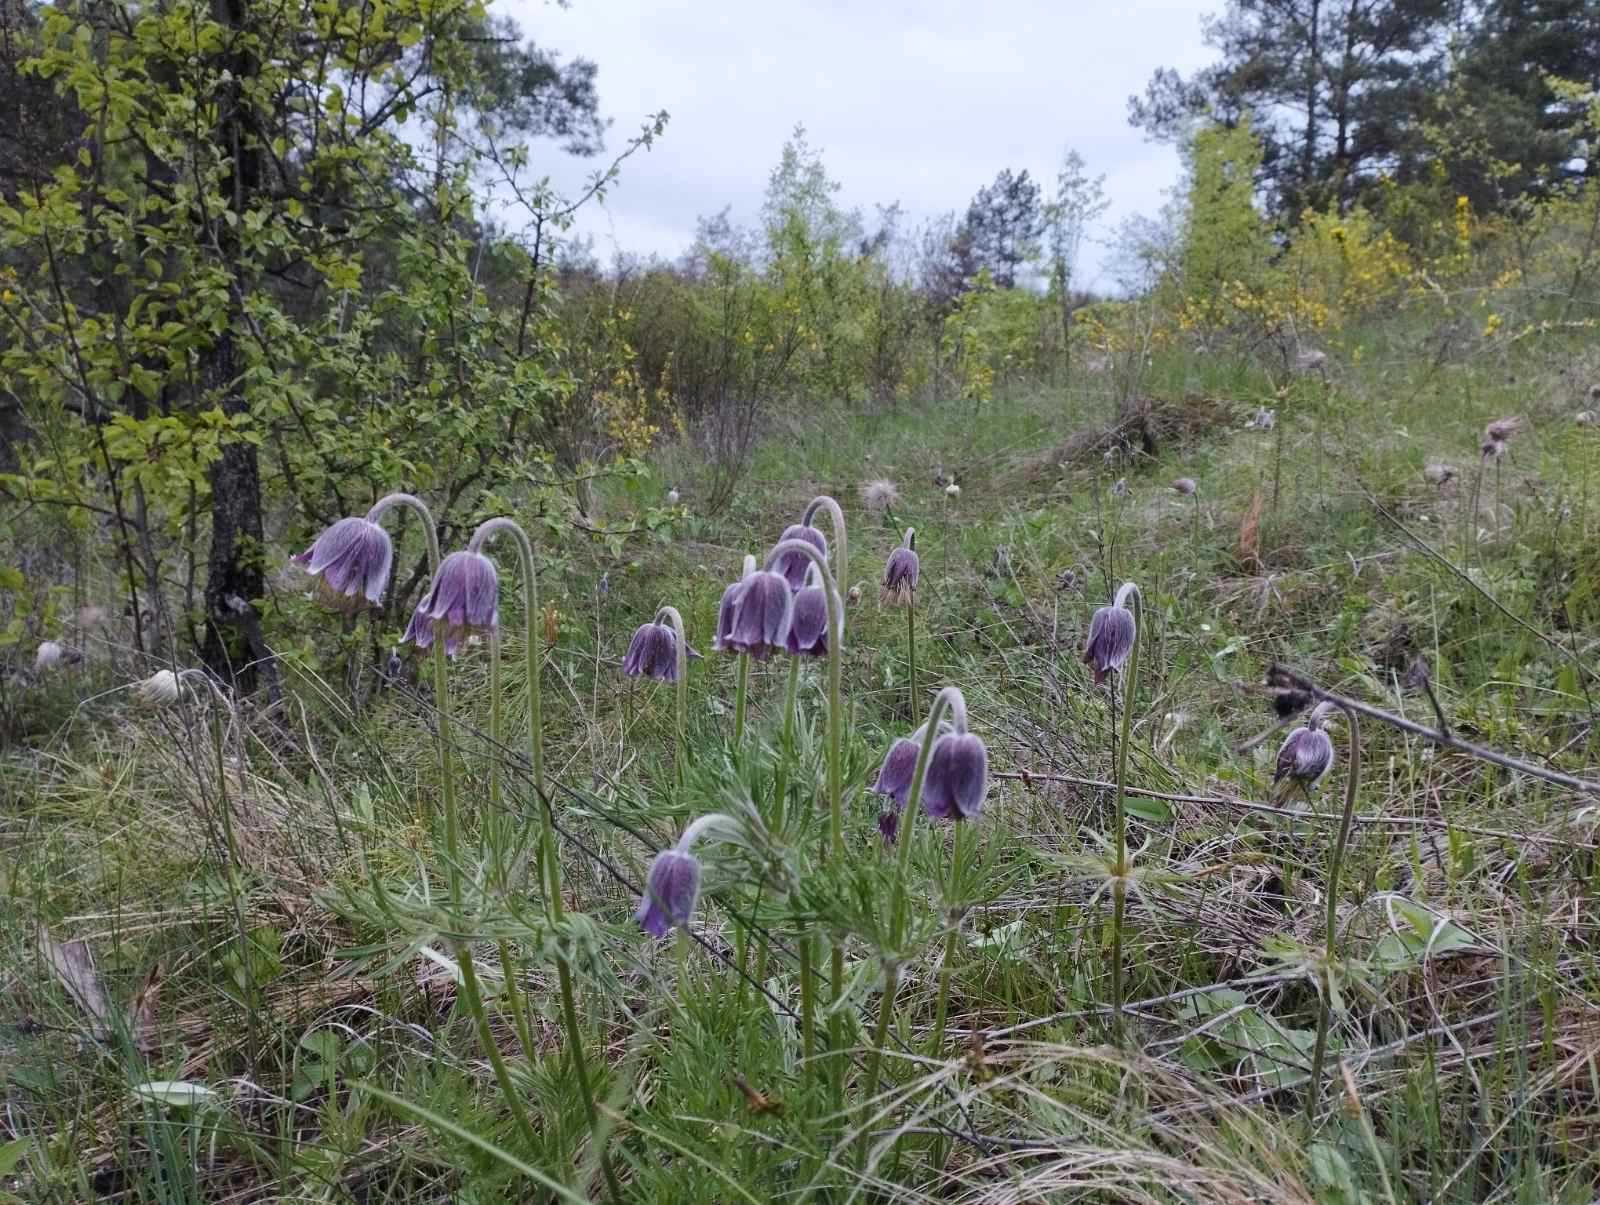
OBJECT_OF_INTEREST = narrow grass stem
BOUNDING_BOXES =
[1307,704,1362,1124]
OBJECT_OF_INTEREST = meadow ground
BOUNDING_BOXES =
[7,320,1600,1202]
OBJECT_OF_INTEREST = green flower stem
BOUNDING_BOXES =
[799,937,816,1064]
[906,600,918,726]
[734,652,750,745]
[469,516,620,1204]
[655,605,689,774]
[866,687,968,1107]
[782,655,800,749]
[1109,584,1142,1044]
[458,946,540,1154]
[1307,705,1361,1125]
[765,537,846,1089]
[928,821,967,1062]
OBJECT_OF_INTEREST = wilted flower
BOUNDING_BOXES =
[722,568,794,659]
[34,641,66,674]
[880,529,919,607]
[1082,582,1138,686]
[846,584,862,605]
[1249,407,1276,431]
[1171,477,1197,496]
[922,730,989,821]
[292,515,394,611]
[134,669,183,707]
[666,486,680,505]
[1110,478,1129,498]
[403,550,498,656]
[945,482,961,500]
[1273,701,1337,797]
[1423,463,1457,486]
[772,524,827,591]
[623,621,682,681]
[1480,436,1507,461]
[635,847,701,939]
[784,568,832,657]
[1484,416,1522,443]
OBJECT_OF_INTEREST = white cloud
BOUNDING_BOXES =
[502,0,1218,290]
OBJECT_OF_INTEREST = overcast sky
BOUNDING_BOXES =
[505,0,1220,290]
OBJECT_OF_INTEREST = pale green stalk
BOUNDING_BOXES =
[733,652,750,744]
[1109,582,1142,1042]
[1307,705,1361,1124]
[468,516,623,1204]
[655,605,689,771]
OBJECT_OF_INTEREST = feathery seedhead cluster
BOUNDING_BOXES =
[1484,416,1522,442]
[403,550,498,656]
[623,621,685,681]
[1082,583,1138,686]
[34,641,67,674]
[1423,463,1457,486]
[1249,407,1276,431]
[1171,477,1197,496]
[881,529,919,607]
[1578,411,1597,427]
[945,482,961,500]
[134,669,183,708]
[862,478,899,516]
[293,516,393,611]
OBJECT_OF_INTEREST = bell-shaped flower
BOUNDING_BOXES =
[1082,583,1138,686]
[403,550,498,656]
[1273,701,1337,796]
[712,578,744,652]
[785,568,832,657]
[134,669,183,708]
[772,524,827,591]
[723,569,793,660]
[869,735,922,810]
[634,847,702,939]
[922,731,989,821]
[623,621,684,681]
[880,531,919,607]
[292,516,394,612]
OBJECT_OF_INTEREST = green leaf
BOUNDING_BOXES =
[133,1080,218,1108]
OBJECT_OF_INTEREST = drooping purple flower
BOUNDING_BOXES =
[292,516,394,612]
[877,809,900,845]
[772,524,827,591]
[723,569,794,660]
[1273,701,1337,797]
[870,736,922,809]
[712,578,744,653]
[922,731,989,821]
[1082,583,1138,686]
[634,847,702,938]
[623,621,681,682]
[403,550,498,656]
[785,572,831,656]
[881,531,919,607]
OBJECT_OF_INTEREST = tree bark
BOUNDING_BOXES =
[199,0,274,697]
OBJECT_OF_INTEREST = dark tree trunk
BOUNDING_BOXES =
[1303,0,1322,205]
[199,0,274,697]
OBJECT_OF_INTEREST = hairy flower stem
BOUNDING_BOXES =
[469,516,619,1202]
[766,535,847,1086]
[656,606,689,777]
[926,822,969,1173]
[906,602,918,725]
[1109,584,1142,1043]
[1307,705,1361,1125]
[733,652,750,745]
[865,689,968,1128]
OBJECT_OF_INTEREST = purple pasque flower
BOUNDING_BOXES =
[723,569,794,660]
[634,847,701,939]
[1082,582,1138,686]
[881,529,919,607]
[293,516,393,611]
[1273,701,1337,796]
[403,550,498,656]
[772,523,828,591]
[922,730,989,821]
[623,621,680,681]
[785,567,833,657]
[712,555,757,654]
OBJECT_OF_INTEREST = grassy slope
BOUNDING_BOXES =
[6,313,1600,1202]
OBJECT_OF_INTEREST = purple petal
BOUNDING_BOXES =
[923,732,988,821]
[635,848,702,938]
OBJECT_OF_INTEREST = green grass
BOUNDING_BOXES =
[7,307,1600,1202]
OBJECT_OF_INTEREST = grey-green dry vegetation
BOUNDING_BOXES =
[6,0,1600,1200]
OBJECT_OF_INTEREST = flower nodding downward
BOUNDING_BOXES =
[403,550,499,656]
[292,516,394,612]
[1082,583,1138,686]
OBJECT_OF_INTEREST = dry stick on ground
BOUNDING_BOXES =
[1265,664,1600,797]
[993,770,1597,848]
